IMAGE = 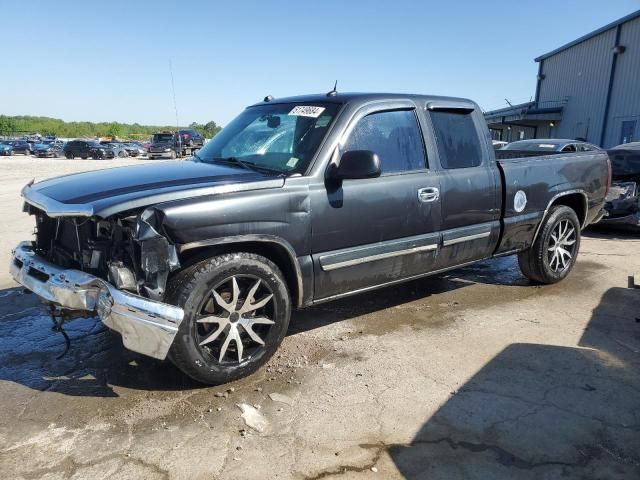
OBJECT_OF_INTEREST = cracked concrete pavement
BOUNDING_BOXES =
[0,157,639,479]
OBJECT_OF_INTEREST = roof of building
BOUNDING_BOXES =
[535,9,640,62]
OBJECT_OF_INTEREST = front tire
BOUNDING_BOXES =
[166,253,291,385]
[518,205,581,284]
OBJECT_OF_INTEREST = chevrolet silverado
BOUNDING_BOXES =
[10,92,611,384]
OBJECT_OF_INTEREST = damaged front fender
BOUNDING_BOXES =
[135,208,181,299]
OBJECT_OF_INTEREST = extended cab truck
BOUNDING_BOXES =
[10,93,610,384]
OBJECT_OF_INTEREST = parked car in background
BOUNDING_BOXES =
[102,142,129,158]
[498,139,601,157]
[600,146,640,229]
[33,142,63,158]
[11,140,32,155]
[148,132,178,159]
[63,140,113,159]
[0,142,14,156]
[122,142,146,157]
[176,129,204,150]
[10,92,611,384]
[148,130,204,159]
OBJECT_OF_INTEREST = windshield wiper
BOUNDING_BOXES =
[209,157,284,175]
[211,156,255,172]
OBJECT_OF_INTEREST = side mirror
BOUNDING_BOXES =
[329,150,381,180]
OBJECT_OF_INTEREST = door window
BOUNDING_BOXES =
[429,111,482,169]
[343,110,426,173]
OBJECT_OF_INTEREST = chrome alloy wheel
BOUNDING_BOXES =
[547,219,576,272]
[195,276,275,363]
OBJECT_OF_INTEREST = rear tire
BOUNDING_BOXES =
[166,252,291,385]
[518,205,581,284]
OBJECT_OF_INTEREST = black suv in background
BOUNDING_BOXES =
[63,140,114,159]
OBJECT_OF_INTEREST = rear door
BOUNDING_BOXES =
[425,103,501,268]
[310,101,441,300]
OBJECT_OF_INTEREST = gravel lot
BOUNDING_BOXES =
[0,156,639,479]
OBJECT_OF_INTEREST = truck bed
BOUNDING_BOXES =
[493,151,610,254]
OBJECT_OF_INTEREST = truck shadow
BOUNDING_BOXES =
[583,226,639,241]
[387,286,640,479]
[0,256,532,397]
[290,255,531,335]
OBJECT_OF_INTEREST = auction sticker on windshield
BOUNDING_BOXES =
[288,106,325,118]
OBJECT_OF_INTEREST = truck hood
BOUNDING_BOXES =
[23,160,284,218]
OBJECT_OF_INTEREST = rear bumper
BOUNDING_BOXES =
[9,241,184,360]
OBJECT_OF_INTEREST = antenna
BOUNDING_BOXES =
[169,61,180,127]
[505,98,513,108]
[169,60,181,155]
[327,80,338,97]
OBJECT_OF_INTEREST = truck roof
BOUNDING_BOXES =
[250,92,476,108]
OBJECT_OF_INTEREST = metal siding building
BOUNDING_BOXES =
[485,10,640,148]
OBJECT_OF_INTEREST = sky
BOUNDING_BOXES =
[1,0,638,126]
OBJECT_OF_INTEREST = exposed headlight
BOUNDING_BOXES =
[164,148,171,152]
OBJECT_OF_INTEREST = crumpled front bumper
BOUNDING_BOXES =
[9,242,184,360]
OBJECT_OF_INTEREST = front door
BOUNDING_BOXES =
[310,105,441,300]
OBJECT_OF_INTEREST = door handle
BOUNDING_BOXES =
[417,187,440,203]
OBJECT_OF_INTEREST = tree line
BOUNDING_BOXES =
[0,115,222,140]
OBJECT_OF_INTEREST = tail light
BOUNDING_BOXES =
[605,154,612,198]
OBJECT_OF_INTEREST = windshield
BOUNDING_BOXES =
[503,142,560,152]
[193,102,340,175]
[153,134,174,142]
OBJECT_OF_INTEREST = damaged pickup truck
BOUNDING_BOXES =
[10,92,611,384]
